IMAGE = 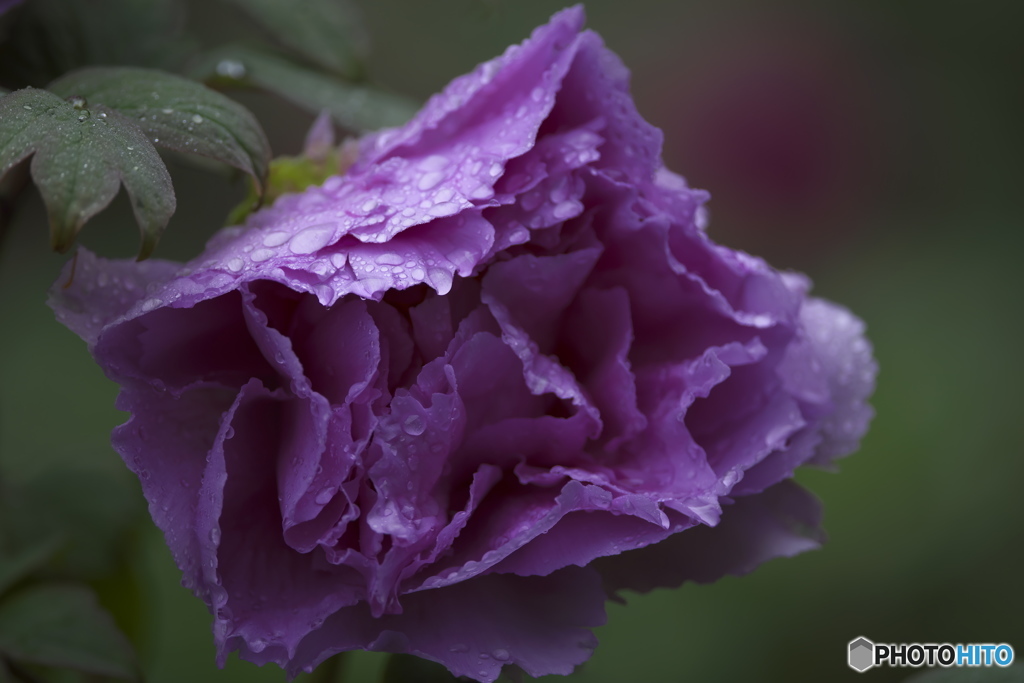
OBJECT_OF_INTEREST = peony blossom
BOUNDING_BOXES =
[50,7,875,681]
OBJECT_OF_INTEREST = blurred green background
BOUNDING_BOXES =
[2,0,1022,681]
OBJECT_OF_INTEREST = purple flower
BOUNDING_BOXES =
[50,7,875,681]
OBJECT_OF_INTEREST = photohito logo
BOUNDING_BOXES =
[848,636,1015,672]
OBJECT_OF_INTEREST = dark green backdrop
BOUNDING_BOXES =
[2,1,1021,681]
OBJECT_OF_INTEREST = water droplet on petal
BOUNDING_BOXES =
[429,201,459,217]
[420,155,449,171]
[226,257,244,272]
[402,414,425,436]
[250,248,275,262]
[492,648,510,662]
[289,224,334,254]
[263,231,290,247]
[428,268,453,294]
[374,252,403,267]
[418,171,445,191]
[315,487,334,505]
[552,200,578,220]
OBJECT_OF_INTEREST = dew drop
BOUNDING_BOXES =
[216,59,247,79]
[417,171,445,191]
[492,648,510,662]
[191,114,204,124]
[315,487,334,505]
[402,413,426,436]
[226,257,244,272]
[262,231,290,247]
[509,226,529,244]
[375,252,404,267]
[420,155,449,171]
[209,528,221,544]
[552,200,578,220]
[250,248,275,262]
[429,201,459,217]
[428,268,453,294]
[289,224,334,254]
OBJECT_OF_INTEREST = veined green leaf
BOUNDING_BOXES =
[0,88,174,258]
[50,66,270,193]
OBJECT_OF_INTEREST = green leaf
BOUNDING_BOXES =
[0,583,137,680]
[0,470,143,582]
[196,45,419,133]
[219,0,368,80]
[49,67,271,194]
[0,0,185,88]
[0,88,174,258]
[0,537,62,599]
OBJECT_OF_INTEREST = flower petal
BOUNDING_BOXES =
[290,566,605,682]
[595,480,824,596]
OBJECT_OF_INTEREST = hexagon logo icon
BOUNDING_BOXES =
[849,637,875,672]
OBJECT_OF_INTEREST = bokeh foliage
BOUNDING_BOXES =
[1,0,1021,681]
